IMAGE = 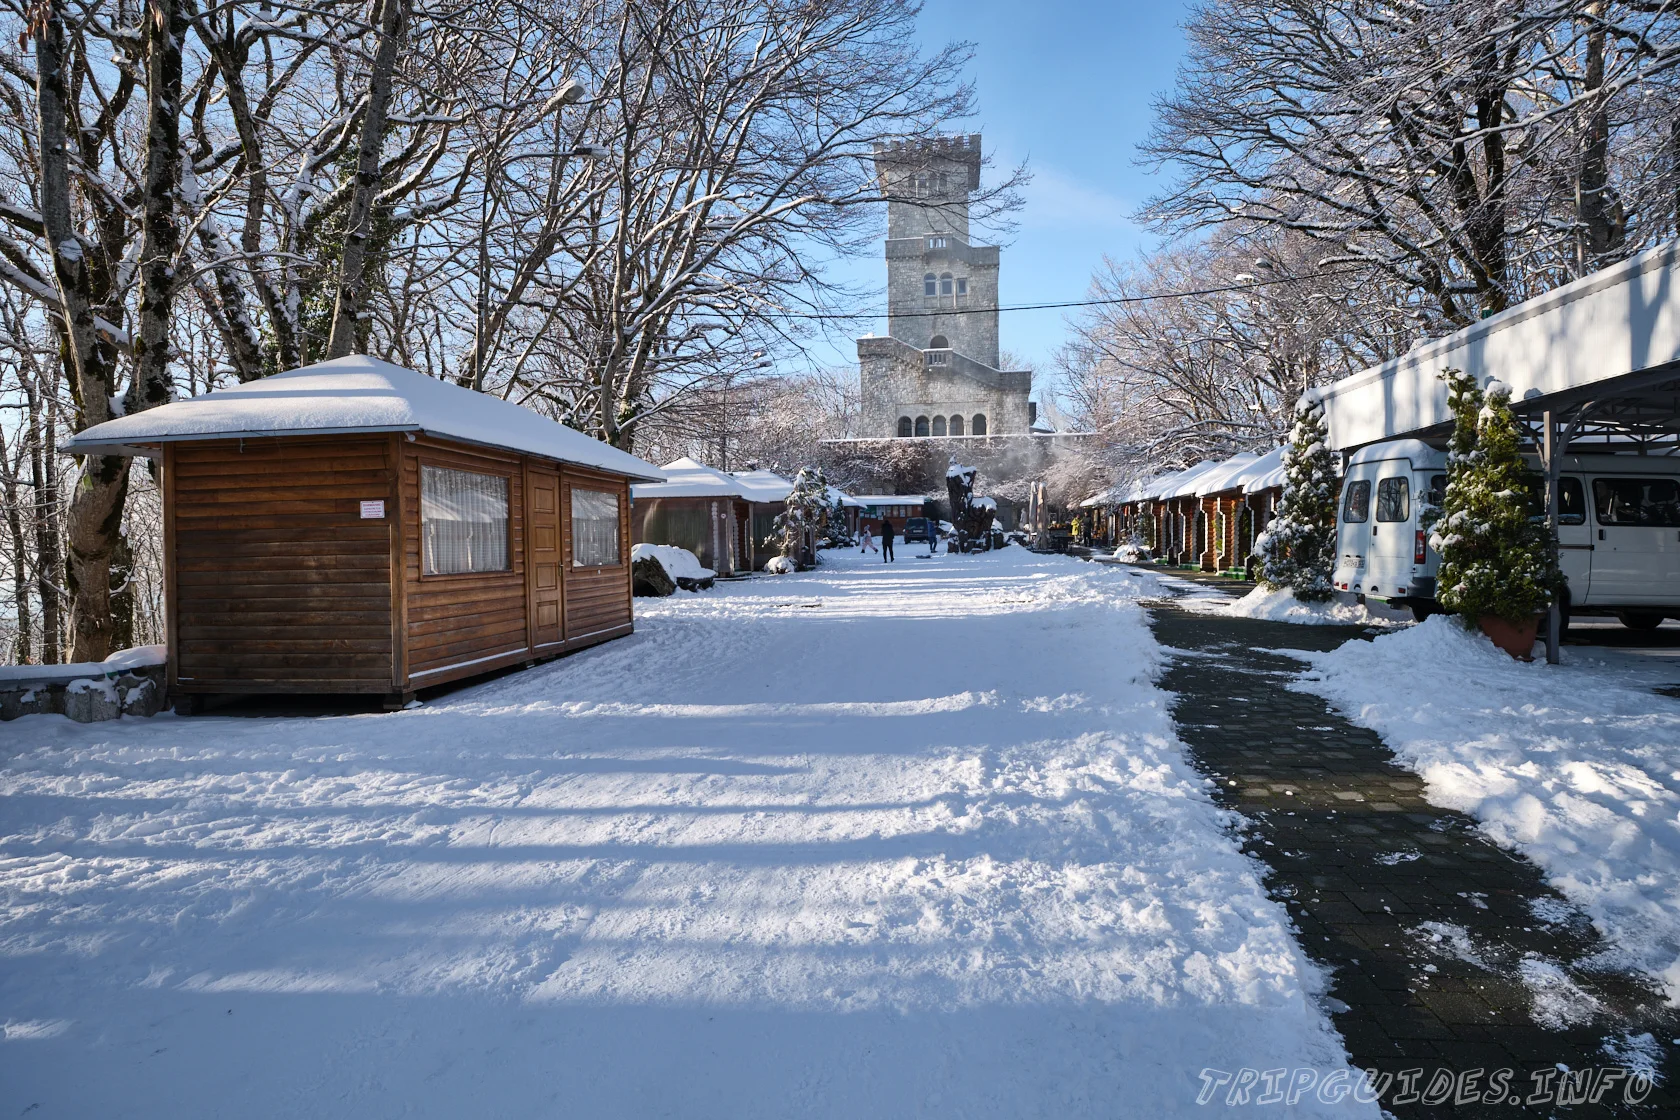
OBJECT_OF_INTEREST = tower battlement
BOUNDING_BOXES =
[872,134,983,193]
[857,131,1030,439]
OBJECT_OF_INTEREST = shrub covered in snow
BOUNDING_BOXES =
[1430,370,1560,625]
[1257,393,1337,601]
[764,555,797,574]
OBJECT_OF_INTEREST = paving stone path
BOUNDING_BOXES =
[1144,590,1680,1118]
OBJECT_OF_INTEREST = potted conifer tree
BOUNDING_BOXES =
[1257,392,1338,601]
[1429,370,1561,658]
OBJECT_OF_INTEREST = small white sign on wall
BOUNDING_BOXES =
[360,500,386,519]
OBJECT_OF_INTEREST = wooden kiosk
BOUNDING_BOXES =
[64,356,665,709]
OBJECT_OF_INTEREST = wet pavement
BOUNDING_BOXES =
[1145,593,1680,1117]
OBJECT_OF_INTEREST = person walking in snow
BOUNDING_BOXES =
[860,525,877,554]
[880,517,895,562]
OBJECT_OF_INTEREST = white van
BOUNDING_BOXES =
[1334,440,1680,628]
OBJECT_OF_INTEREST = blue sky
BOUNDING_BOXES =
[805,0,1193,382]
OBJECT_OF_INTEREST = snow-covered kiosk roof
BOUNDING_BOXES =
[826,486,867,509]
[1159,460,1224,500]
[1230,446,1286,493]
[1193,452,1261,497]
[63,356,666,482]
[1319,240,1680,452]
[731,469,795,503]
[632,457,748,500]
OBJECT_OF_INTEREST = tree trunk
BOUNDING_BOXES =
[35,2,131,662]
[24,365,62,663]
[1578,6,1624,269]
[326,0,408,359]
[1,430,32,663]
[131,0,191,414]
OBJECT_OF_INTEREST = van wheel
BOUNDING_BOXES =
[1616,610,1664,631]
[1410,600,1437,622]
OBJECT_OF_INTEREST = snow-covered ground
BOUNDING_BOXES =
[1291,616,1680,1001]
[0,547,1369,1118]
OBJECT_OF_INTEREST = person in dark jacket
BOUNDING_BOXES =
[879,517,895,562]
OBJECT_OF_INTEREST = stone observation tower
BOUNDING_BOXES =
[858,134,1033,439]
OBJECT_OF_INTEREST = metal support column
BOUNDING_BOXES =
[1543,410,1561,665]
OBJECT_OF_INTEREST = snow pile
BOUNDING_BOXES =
[1112,542,1149,563]
[763,554,796,574]
[629,543,714,584]
[0,546,1370,1118]
[1208,585,1407,627]
[0,644,167,684]
[1292,614,1680,998]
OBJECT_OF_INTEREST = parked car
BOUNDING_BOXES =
[903,516,938,546]
[1333,439,1680,629]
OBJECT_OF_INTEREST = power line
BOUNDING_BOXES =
[780,266,1369,321]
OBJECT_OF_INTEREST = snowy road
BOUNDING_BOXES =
[0,548,1368,1117]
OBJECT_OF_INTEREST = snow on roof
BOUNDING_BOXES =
[1242,447,1291,493]
[1229,446,1285,490]
[850,494,926,506]
[61,356,666,482]
[632,457,749,500]
[1346,439,1448,468]
[1159,460,1224,499]
[1193,452,1262,496]
[825,486,867,509]
[731,469,795,503]
[1319,240,1680,450]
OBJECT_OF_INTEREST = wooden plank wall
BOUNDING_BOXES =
[400,438,529,684]
[168,437,396,692]
[561,468,633,643]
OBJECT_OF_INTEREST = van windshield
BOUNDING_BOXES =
[1342,480,1370,523]
[1594,477,1680,527]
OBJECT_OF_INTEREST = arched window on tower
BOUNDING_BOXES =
[923,273,936,297]
[928,334,948,349]
[938,171,949,194]
[898,416,913,438]
[915,173,929,196]
[949,414,964,436]
[940,272,953,296]
[971,413,988,436]
[914,415,930,437]
[932,416,947,437]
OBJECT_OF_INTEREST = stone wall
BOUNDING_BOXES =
[858,336,1031,439]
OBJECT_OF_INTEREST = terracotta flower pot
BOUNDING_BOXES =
[1478,614,1540,661]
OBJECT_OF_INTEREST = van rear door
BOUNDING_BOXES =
[1335,478,1372,592]
[1588,476,1680,605]
[1367,473,1412,598]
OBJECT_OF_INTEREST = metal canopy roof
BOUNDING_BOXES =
[1319,240,1680,455]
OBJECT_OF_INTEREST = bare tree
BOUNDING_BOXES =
[1145,0,1680,330]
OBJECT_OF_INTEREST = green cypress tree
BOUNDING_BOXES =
[1430,371,1561,624]
[1258,393,1338,600]
[771,468,830,569]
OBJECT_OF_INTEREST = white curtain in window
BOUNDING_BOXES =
[422,465,510,575]
[572,488,621,566]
